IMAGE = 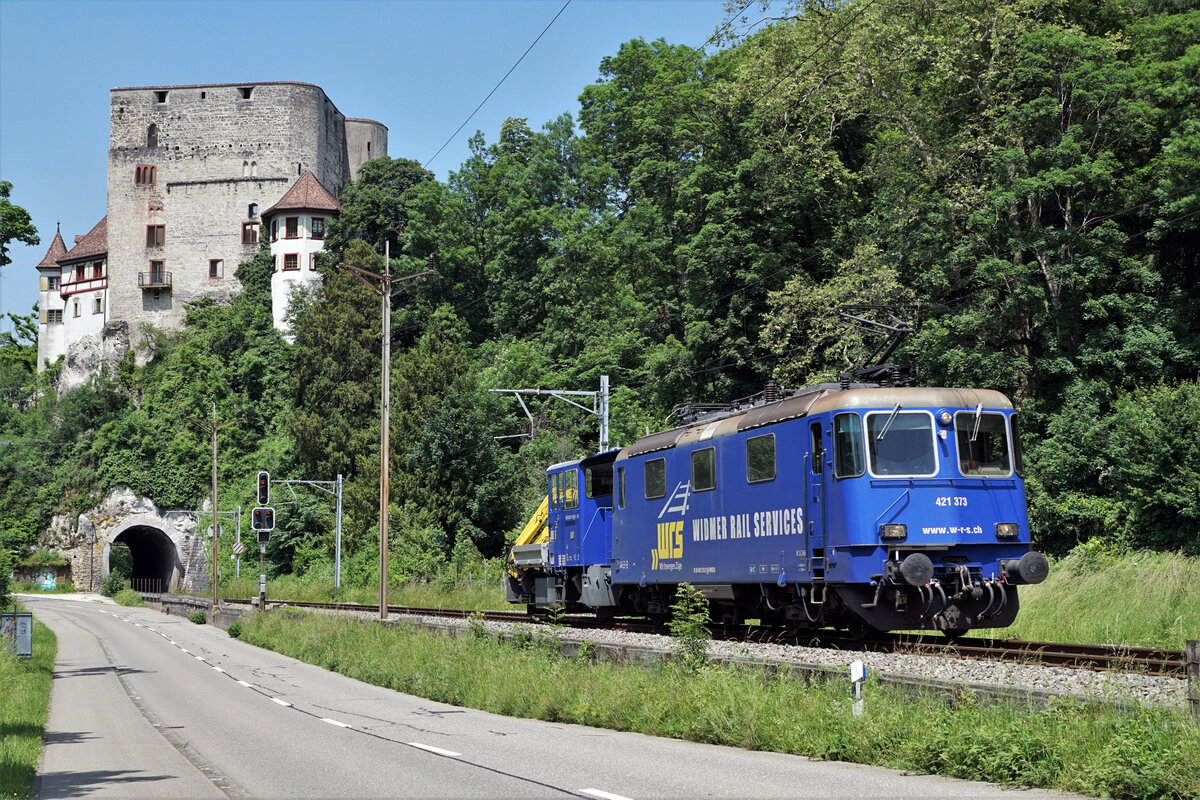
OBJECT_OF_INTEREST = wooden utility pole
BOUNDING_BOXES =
[339,241,434,621]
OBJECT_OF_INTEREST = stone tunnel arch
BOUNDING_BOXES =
[103,518,184,592]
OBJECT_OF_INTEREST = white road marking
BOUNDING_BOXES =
[237,680,252,687]
[407,743,460,757]
[212,667,225,673]
[580,790,634,800]
[320,718,352,728]
[271,698,292,707]
[194,656,207,662]
[179,648,189,654]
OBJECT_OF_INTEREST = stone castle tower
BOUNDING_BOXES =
[35,81,387,379]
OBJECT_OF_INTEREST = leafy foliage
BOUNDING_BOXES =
[1,1,1197,582]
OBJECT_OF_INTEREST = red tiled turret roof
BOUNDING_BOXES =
[262,172,339,218]
[60,217,107,263]
[36,228,68,269]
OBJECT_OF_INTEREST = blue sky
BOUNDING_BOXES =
[0,0,764,329]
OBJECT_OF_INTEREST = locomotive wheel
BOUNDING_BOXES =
[941,627,970,640]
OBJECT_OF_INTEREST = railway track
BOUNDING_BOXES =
[220,598,1187,677]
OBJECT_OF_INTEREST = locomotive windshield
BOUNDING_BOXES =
[866,411,937,476]
[954,412,1013,476]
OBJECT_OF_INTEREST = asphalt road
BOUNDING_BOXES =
[24,594,1079,799]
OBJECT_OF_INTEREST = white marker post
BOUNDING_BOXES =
[850,659,866,717]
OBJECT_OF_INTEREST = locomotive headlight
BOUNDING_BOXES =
[880,523,907,540]
[938,411,953,425]
[995,522,1020,539]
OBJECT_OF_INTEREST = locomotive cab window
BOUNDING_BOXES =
[692,447,716,492]
[617,467,626,509]
[644,458,666,500]
[746,434,775,483]
[833,413,865,478]
[810,423,823,474]
[549,473,561,510]
[564,469,579,509]
[585,464,614,499]
[954,411,1013,476]
[866,410,937,477]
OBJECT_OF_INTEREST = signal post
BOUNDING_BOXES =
[252,471,275,608]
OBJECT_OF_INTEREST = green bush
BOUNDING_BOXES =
[100,571,125,597]
[188,611,207,625]
[112,588,144,607]
[668,582,711,672]
[0,549,12,608]
[226,619,243,638]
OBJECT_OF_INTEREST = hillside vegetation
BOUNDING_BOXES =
[1,0,1197,590]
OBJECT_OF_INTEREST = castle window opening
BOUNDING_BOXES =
[135,165,156,185]
[250,161,257,177]
[242,221,259,244]
[243,161,249,177]
[285,217,299,239]
[48,276,60,290]
[154,91,168,104]
[271,219,278,242]
[93,295,103,315]
[311,217,324,239]
[147,124,158,148]
[91,261,104,279]
[209,259,224,279]
[239,86,254,100]
[297,162,302,175]
[248,203,258,218]
[200,91,206,99]
[47,309,63,324]
[73,299,80,318]
[149,260,165,284]
[367,141,371,154]
[283,253,299,271]
[146,225,165,248]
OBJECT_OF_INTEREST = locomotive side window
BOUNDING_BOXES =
[550,473,561,509]
[645,458,666,500]
[746,434,776,483]
[1012,418,1025,477]
[866,411,937,477]
[833,413,865,477]
[810,423,823,474]
[617,467,626,509]
[585,464,614,498]
[692,447,716,491]
[954,412,1013,476]
[564,469,579,509]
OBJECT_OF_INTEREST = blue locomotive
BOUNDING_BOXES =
[506,312,1049,635]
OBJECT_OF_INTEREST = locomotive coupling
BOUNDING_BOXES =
[884,552,934,586]
[1000,551,1050,585]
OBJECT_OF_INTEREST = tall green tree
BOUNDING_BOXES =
[0,181,39,269]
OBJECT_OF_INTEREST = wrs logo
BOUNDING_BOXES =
[651,481,690,569]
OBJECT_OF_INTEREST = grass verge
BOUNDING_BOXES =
[222,575,507,611]
[236,610,1199,799]
[112,588,144,607]
[0,603,58,800]
[1006,548,1200,650]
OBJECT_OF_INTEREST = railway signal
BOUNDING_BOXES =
[251,506,274,532]
[257,471,270,505]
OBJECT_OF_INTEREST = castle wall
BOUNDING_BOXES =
[105,82,354,332]
[346,119,389,181]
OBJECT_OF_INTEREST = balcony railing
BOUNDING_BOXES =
[139,271,172,289]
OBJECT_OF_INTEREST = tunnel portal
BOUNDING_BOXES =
[108,525,181,592]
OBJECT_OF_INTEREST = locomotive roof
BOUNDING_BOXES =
[618,385,1014,460]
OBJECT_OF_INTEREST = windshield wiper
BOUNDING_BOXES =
[970,403,983,442]
[877,404,902,440]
